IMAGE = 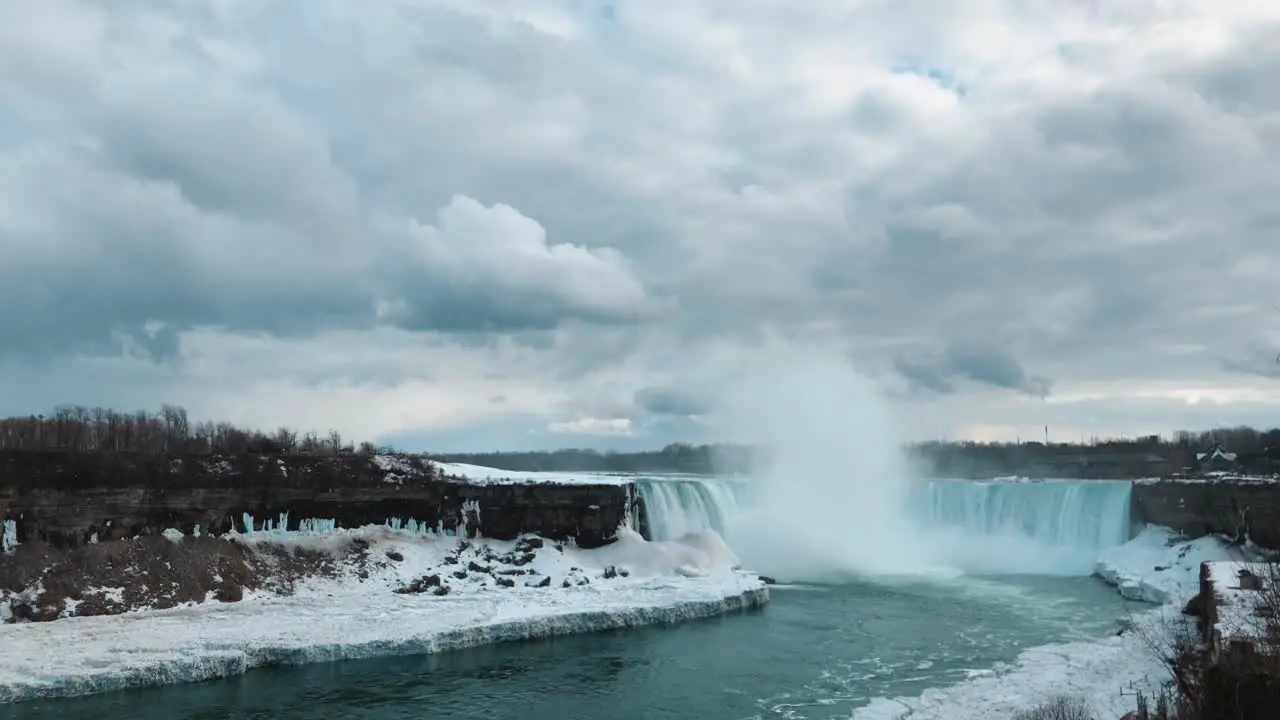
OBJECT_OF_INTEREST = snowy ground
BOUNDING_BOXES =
[0,526,766,703]
[851,526,1249,720]
[431,461,633,485]
[1205,561,1275,646]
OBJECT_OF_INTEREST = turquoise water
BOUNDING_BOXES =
[11,575,1142,720]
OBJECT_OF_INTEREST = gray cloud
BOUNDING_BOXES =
[897,343,1051,398]
[633,386,713,417]
[1,1,1278,446]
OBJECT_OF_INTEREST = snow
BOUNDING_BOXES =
[1135,474,1280,485]
[1206,561,1274,645]
[371,453,417,484]
[0,525,765,703]
[434,462,632,486]
[1093,525,1239,603]
[851,525,1250,720]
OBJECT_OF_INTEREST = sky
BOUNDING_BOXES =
[2,0,1279,452]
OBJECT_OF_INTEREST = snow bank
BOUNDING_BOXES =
[1093,526,1240,604]
[433,462,633,486]
[1206,561,1275,645]
[851,525,1246,720]
[0,526,765,703]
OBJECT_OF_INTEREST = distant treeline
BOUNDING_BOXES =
[6,404,1280,479]
[0,405,393,457]
[432,443,758,475]
[913,427,1280,478]
[435,427,1280,478]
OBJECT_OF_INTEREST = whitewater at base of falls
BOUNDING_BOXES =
[637,476,1137,580]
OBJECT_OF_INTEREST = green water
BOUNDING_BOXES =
[10,575,1142,720]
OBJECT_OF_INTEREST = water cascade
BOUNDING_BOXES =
[636,478,750,540]
[910,479,1135,575]
[635,474,1136,577]
[913,479,1134,551]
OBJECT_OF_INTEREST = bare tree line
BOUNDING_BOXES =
[0,405,389,456]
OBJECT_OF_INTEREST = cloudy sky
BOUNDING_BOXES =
[2,0,1279,452]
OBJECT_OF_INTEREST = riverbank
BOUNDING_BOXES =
[0,524,766,703]
[852,525,1245,719]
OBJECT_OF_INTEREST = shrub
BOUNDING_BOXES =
[1012,695,1094,720]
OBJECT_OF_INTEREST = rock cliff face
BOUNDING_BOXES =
[0,451,636,550]
[1131,479,1280,549]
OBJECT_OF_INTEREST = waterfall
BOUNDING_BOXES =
[637,475,1135,576]
[912,479,1134,551]
[636,477,749,540]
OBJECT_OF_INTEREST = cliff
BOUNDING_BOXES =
[1132,478,1280,550]
[0,450,636,550]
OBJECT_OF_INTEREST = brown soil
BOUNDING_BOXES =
[0,534,369,622]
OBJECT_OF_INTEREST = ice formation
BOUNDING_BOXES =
[1,519,16,554]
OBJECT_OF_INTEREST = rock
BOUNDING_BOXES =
[467,561,490,574]
[213,581,243,603]
[1183,593,1206,617]
[396,574,442,594]
[510,552,536,567]
[431,584,451,596]
[517,537,544,550]
[495,576,515,588]
[759,576,777,585]
[602,565,618,579]
[1153,564,1168,572]
[385,551,404,562]
[451,569,468,580]
[618,567,629,577]
[442,556,459,565]
[497,568,527,576]
[562,578,573,588]
[527,575,551,588]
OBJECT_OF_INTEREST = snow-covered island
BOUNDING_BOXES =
[0,459,768,703]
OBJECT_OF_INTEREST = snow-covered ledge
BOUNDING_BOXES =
[0,525,766,703]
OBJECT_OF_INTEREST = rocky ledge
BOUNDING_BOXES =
[1,450,638,551]
[0,528,695,623]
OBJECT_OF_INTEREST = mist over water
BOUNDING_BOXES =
[700,347,1134,582]
[709,349,943,581]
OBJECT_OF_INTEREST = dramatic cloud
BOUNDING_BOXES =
[1,0,1278,449]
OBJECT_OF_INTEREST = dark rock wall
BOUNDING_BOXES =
[1132,479,1280,549]
[0,451,637,549]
